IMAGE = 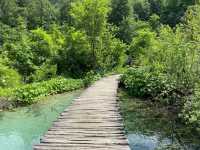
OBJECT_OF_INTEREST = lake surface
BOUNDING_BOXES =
[119,90,200,150]
[0,91,81,150]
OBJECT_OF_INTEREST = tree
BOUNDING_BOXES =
[0,0,18,26]
[56,28,93,77]
[108,0,130,26]
[97,28,127,71]
[108,0,132,43]
[58,0,74,25]
[3,39,34,78]
[16,0,30,7]
[27,0,57,29]
[128,28,157,65]
[131,0,195,27]
[158,0,195,27]
[117,18,134,44]
[2,21,35,78]
[147,0,162,15]
[0,62,21,88]
[70,0,110,67]
[30,28,55,66]
[149,14,160,30]
[133,0,151,21]
[117,17,150,44]
[183,4,200,43]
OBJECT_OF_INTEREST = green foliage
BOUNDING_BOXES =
[131,0,195,27]
[14,77,84,104]
[130,25,200,90]
[183,4,200,43]
[83,71,101,87]
[156,144,183,150]
[0,0,199,125]
[30,63,57,82]
[133,0,151,21]
[56,27,94,77]
[97,28,127,71]
[178,4,200,129]
[70,0,110,67]
[182,86,200,129]
[0,88,13,98]
[108,0,130,26]
[0,63,21,88]
[121,3,200,133]
[70,0,126,72]
[0,22,20,46]
[58,0,75,25]
[48,24,65,49]
[149,14,160,30]
[30,28,55,65]
[0,0,18,26]
[118,18,149,44]
[121,68,176,104]
[108,0,134,44]
[160,0,195,27]
[128,27,155,64]
[71,0,110,39]
[1,0,127,89]
[26,0,57,29]
[3,33,35,77]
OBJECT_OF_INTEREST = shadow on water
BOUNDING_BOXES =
[0,90,82,150]
[118,89,200,150]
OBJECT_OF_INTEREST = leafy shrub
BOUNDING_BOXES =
[121,67,176,103]
[0,64,21,88]
[110,67,128,75]
[56,28,94,78]
[14,77,84,104]
[0,88,13,97]
[3,36,35,77]
[181,86,200,129]
[97,29,127,72]
[30,28,55,66]
[83,71,102,87]
[29,63,57,82]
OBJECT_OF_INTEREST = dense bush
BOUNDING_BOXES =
[83,71,102,87]
[0,63,21,88]
[181,86,200,129]
[0,74,101,104]
[29,63,57,82]
[14,77,84,104]
[30,28,55,66]
[56,27,94,77]
[121,68,176,103]
[130,0,195,27]
[0,88,13,98]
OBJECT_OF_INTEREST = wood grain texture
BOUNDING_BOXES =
[34,75,130,150]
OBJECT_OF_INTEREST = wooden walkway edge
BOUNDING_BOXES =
[34,75,130,150]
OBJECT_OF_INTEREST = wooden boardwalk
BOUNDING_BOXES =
[34,75,130,150]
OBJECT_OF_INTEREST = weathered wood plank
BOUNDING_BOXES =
[33,75,130,150]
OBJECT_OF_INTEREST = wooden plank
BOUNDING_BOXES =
[33,75,130,150]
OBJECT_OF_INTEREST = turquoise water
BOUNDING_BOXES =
[0,91,81,150]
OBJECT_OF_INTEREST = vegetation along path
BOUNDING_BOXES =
[34,75,130,150]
